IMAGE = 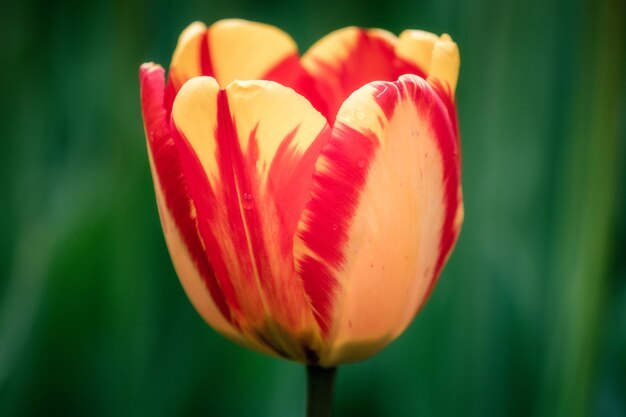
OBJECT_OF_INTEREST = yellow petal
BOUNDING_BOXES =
[169,22,207,90]
[397,31,460,97]
[428,34,460,97]
[168,19,300,92]
[396,30,439,75]
[209,19,298,86]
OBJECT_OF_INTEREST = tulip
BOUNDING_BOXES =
[139,19,462,370]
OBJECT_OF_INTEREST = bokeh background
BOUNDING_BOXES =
[1,0,624,415]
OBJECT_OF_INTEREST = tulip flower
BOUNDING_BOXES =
[139,18,462,416]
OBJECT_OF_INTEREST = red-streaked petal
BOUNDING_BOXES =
[139,63,271,351]
[170,76,331,361]
[295,74,463,365]
[167,19,327,116]
[301,27,423,123]
[394,31,460,182]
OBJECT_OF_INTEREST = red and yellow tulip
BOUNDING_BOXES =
[139,19,463,366]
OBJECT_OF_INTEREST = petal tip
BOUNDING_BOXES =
[181,21,208,38]
[171,76,220,121]
[174,21,208,54]
[140,62,164,75]
[428,35,460,96]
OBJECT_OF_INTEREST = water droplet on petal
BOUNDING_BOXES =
[357,159,366,169]
[354,108,366,120]
[242,192,254,209]
[331,223,338,232]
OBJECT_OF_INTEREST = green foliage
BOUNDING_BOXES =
[0,0,624,415]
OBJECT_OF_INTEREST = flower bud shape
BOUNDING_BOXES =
[139,19,463,366]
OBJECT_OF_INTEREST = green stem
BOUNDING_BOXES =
[306,365,337,417]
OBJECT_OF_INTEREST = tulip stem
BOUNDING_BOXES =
[306,365,337,417]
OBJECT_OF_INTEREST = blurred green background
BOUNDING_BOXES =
[1,0,624,415]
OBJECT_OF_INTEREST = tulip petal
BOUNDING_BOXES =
[207,19,298,86]
[301,27,423,123]
[139,63,263,349]
[170,76,331,360]
[395,30,440,78]
[167,19,328,116]
[168,22,208,91]
[168,19,298,88]
[427,34,460,99]
[295,74,463,365]
[396,31,460,137]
